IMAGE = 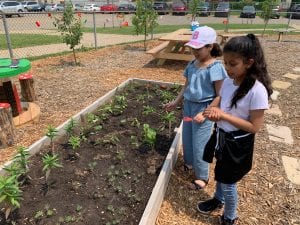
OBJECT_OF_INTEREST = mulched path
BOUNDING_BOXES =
[1,36,300,224]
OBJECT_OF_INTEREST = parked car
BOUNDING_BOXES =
[270,5,280,19]
[197,2,211,16]
[171,2,187,15]
[240,5,256,18]
[153,2,169,15]
[100,4,118,13]
[30,3,46,11]
[0,1,25,17]
[287,4,300,19]
[82,4,100,11]
[21,1,39,11]
[73,3,83,11]
[214,2,230,17]
[45,3,64,12]
[117,3,136,13]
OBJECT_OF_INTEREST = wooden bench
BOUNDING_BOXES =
[273,28,296,42]
[146,41,170,55]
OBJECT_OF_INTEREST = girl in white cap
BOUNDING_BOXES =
[165,26,227,190]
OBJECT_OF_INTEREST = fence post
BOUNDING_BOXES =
[92,12,98,49]
[1,12,14,59]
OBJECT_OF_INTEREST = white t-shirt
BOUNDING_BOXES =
[217,78,269,132]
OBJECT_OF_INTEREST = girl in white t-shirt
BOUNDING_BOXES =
[197,34,273,225]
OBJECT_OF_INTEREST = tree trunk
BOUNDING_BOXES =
[0,103,16,148]
[19,74,37,102]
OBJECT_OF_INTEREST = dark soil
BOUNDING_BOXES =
[0,82,182,225]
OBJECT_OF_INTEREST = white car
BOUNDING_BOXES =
[45,3,65,12]
[82,4,100,11]
[0,1,25,17]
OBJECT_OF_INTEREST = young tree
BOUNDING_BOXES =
[53,2,83,64]
[132,0,158,51]
[189,0,200,21]
[260,0,278,36]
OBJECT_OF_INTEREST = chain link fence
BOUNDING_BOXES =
[0,10,298,58]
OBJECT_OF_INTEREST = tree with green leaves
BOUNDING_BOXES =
[132,0,158,50]
[260,0,278,36]
[189,0,200,21]
[53,2,83,64]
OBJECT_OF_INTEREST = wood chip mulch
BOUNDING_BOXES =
[1,36,299,225]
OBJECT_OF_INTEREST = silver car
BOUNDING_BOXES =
[45,3,65,12]
[0,1,25,17]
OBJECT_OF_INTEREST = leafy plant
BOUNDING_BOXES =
[42,153,62,186]
[45,125,58,154]
[65,118,78,137]
[130,135,139,148]
[132,0,158,50]
[68,135,81,150]
[142,105,156,115]
[142,124,156,148]
[0,175,22,219]
[130,118,140,128]
[53,2,83,64]
[12,146,30,183]
[159,90,175,104]
[161,111,176,138]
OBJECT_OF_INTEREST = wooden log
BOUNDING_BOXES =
[0,103,16,148]
[19,74,37,102]
[2,81,21,117]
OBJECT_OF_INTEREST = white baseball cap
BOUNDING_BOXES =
[185,26,217,49]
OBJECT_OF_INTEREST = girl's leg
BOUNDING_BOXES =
[220,182,238,221]
[192,118,213,181]
[182,101,193,167]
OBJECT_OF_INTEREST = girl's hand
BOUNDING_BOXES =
[164,101,177,111]
[193,112,205,123]
[203,106,222,122]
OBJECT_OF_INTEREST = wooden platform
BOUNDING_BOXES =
[13,102,40,127]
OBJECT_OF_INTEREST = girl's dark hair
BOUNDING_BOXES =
[205,43,222,57]
[223,34,273,108]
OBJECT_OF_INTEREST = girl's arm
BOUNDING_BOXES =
[204,107,265,133]
[208,79,223,107]
[164,78,187,111]
[221,109,265,133]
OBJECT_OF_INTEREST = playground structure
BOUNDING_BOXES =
[0,58,40,148]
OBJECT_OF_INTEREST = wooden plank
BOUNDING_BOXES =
[146,41,170,55]
[156,52,194,61]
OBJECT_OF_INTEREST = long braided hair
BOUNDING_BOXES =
[223,34,273,108]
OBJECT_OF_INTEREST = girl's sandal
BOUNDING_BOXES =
[189,179,208,190]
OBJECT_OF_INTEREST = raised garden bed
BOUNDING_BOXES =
[0,78,183,225]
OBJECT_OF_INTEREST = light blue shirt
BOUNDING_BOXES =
[183,60,227,103]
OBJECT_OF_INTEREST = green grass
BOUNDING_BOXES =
[0,34,62,50]
[82,23,289,35]
[1,23,295,50]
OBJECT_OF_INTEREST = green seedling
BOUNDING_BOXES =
[142,105,156,115]
[65,118,78,137]
[142,124,156,149]
[42,153,62,186]
[68,136,81,150]
[86,113,99,124]
[161,111,176,138]
[46,125,58,154]
[130,118,140,128]
[159,90,175,104]
[115,149,125,161]
[130,135,139,148]
[0,175,22,219]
